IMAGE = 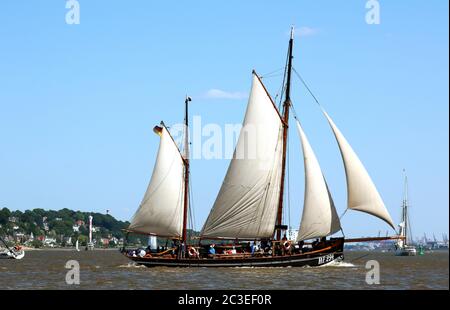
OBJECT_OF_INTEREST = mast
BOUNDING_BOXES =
[181,96,191,252]
[275,27,294,240]
[402,169,409,245]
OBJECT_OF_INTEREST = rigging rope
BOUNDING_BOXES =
[261,73,284,79]
[292,67,321,107]
[260,67,284,79]
[274,82,285,112]
[289,100,300,121]
[287,127,291,238]
[339,209,348,220]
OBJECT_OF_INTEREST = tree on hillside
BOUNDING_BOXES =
[0,207,11,225]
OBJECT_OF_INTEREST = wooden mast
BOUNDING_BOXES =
[275,27,294,241]
[181,96,191,255]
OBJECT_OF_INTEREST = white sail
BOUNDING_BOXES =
[200,73,284,239]
[322,110,395,229]
[296,120,341,241]
[128,125,185,237]
[397,222,406,248]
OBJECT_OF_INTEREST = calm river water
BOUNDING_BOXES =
[0,249,448,290]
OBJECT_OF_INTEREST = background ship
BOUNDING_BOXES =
[395,171,417,256]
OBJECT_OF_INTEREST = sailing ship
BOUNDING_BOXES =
[395,171,417,256]
[122,28,402,267]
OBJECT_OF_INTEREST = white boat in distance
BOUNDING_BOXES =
[0,244,25,260]
[395,171,417,256]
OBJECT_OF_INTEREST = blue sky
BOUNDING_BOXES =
[0,1,448,239]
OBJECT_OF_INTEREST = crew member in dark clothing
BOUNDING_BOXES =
[297,240,304,253]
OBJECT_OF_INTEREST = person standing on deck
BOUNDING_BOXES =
[209,244,216,256]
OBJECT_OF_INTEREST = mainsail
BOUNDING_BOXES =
[200,73,284,239]
[128,125,185,237]
[296,120,341,241]
[322,110,395,229]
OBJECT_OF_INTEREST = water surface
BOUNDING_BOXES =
[0,249,447,290]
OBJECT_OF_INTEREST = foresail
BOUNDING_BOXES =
[200,73,284,239]
[322,110,395,229]
[128,125,185,237]
[296,120,341,241]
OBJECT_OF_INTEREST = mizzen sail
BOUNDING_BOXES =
[322,110,395,229]
[128,125,185,237]
[200,73,284,239]
[296,120,341,241]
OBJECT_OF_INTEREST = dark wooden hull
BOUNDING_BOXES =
[123,238,344,268]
